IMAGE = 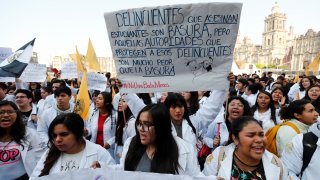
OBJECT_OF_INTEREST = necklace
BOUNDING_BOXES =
[234,152,261,167]
[1,139,13,151]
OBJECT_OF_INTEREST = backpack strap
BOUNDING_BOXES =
[300,132,318,177]
[283,121,300,134]
[217,146,226,173]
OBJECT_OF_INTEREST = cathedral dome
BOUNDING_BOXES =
[271,2,282,14]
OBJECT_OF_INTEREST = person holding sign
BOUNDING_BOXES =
[30,113,115,179]
[123,90,226,148]
[114,94,136,164]
[92,104,200,176]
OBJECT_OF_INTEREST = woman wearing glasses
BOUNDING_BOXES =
[0,100,46,180]
[123,90,226,148]
[92,104,200,176]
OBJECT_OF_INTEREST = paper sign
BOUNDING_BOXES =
[0,47,12,63]
[61,62,78,79]
[33,167,217,180]
[105,3,242,93]
[20,63,47,82]
[0,77,14,82]
[79,72,108,91]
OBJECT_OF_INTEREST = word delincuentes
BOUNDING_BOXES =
[115,8,184,27]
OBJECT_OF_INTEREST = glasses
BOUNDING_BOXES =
[136,121,154,132]
[0,110,17,115]
[15,96,27,99]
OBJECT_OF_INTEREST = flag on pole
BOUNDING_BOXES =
[74,71,90,120]
[86,38,101,72]
[307,53,320,72]
[76,46,85,72]
[0,38,36,77]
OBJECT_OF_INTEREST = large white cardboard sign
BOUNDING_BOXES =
[61,62,78,79]
[105,3,242,93]
[80,72,108,91]
[34,167,218,180]
[20,63,47,82]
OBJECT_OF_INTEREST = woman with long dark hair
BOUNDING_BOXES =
[252,91,279,132]
[30,113,114,178]
[288,76,313,101]
[122,90,226,148]
[86,91,117,159]
[0,101,45,180]
[92,104,200,175]
[181,91,199,115]
[114,95,135,163]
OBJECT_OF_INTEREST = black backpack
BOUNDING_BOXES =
[300,132,318,177]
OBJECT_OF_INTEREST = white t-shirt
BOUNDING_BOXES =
[0,141,27,179]
[60,150,84,172]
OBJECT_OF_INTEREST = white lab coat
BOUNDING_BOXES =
[37,104,74,143]
[116,136,201,176]
[20,128,47,176]
[87,110,117,159]
[276,119,310,157]
[30,140,115,179]
[124,90,226,147]
[25,103,38,130]
[114,116,136,164]
[281,122,320,180]
[203,143,287,180]
[253,109,281,132]
[203,112,229,149]
[288,83,306,101]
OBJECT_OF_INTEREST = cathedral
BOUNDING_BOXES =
[233,2,320,71]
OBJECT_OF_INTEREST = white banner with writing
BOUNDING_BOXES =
[0,47,12,63]
[105,3,242,93]
[20,63,47,82]
[80,72,108,91]
[0,77,14,82]
[34,167,217,180]
[61,62,78,79]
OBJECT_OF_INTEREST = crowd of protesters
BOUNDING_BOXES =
[1,70,320,180]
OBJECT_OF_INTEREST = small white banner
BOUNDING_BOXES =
[80,72,108,91]
[0,77,14,82]
[61,62,78,79]
[0,47,12,63]
[105,3,242,93]
[20,63,47,82]
[33,167,217,180]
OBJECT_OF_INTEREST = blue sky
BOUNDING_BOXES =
[1,0,319,65]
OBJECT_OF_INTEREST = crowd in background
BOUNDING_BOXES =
[1,70,320,180]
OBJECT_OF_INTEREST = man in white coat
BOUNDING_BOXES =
[281,121,320,180]
[37,86,74,143]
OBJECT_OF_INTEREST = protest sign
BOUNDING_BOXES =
[20,63,47,82]
[34,167,217,180]
[0,47,12,63]
[86,72,107,91]
[105,3,242,93]
[61,62,78,79]
[0,77,14,82]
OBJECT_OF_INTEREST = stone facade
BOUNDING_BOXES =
[234,2,320,71]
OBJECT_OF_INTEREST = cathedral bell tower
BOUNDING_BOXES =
[262,2,287,65]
